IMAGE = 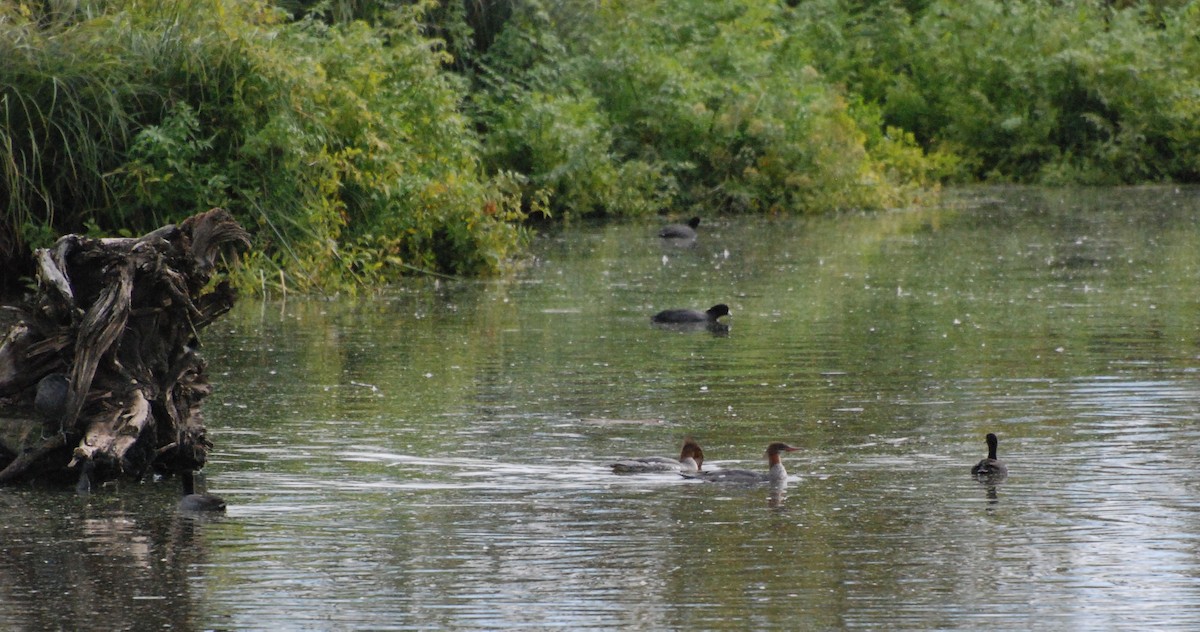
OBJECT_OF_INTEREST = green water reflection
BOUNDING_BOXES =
[3,187,1200,629]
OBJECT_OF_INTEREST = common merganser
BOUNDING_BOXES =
[682,442,798,484]
[651,304,729,325]
[179,471,227,512]
[611,439,705,474]
[971,433,1008,481]
[658,216,701,240]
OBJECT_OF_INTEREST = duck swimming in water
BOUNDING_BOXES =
[658,216,700,240]
[971,433,1008,481]
[682,442,798,485]
[651,304,730,325]
[611,439,705,474]
[178,470,227,513]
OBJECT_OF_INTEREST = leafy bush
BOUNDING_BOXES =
[1,0,531,294]
[471,0,931,217]
[794,0,1200,184]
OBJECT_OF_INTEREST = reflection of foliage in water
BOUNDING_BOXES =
[0,488,225,628]
[208,187,1200,451]
[185,186,1200,629]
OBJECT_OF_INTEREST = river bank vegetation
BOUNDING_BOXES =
[2,0,1197,294]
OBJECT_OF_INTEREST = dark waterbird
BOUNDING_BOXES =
[651,303,730,325]
[75,459,96,494]
[658,216,701,240]
[34,373,70,437]
[179,471,227,513]
[971,433,1008,481]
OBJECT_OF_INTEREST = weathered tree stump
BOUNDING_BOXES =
[0,209,249,487]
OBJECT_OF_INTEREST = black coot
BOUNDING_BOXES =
[658,217,701,240]
[35,373,70,437]
[651,303,729,324]
[178,470,227,513]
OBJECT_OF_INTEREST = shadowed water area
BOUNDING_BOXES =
[3,187,1200,629]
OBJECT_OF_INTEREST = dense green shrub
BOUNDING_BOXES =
[794,0,1200,184]
[1,0,531,294]
[471,0,934,217]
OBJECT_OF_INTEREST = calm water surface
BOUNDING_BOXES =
[4,187,1200,629]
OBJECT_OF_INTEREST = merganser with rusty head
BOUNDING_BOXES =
[971,432,1008,481]
[682,442,798,484]
[611,439,705,474]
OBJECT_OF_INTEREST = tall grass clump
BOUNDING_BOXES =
[1,0,533,295]
[0,2,151,289]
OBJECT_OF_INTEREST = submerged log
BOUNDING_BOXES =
[0,209,249,486]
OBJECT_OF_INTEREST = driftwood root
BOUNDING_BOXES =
[0,208,248,485]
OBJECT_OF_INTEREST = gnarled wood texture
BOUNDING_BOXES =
[0,209,248,486]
